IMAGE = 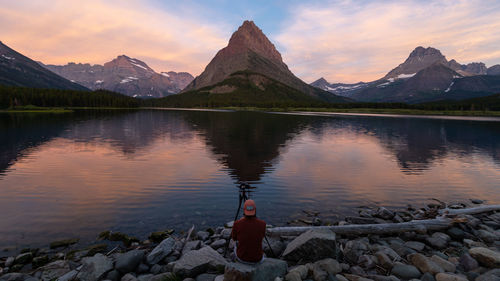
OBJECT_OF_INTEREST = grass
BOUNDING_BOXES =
[1,105,73,113]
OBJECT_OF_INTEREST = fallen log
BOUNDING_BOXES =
[267,204,500,237]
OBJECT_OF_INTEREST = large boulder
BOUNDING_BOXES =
[36,260,72,281]
[146,238,175,265]
[115,250,145,273]
[469,247,500,268]
[77,253,114,281]
[224,258,287,281]
[282,229,336,262]
[172,246,227,278]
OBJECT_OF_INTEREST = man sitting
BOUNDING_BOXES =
[231,199,266,263]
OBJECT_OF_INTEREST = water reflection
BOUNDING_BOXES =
[0,110,499,249]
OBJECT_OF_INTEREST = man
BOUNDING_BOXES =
[231,199,266,263]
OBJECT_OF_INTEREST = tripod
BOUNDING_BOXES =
[223,182,276,258]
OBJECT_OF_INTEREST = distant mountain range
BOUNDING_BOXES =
[0,41,88,91]
[42,56,194,98]
[170,20,348,105]
[312,46,500,103]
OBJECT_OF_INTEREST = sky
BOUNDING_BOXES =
[1,0,500,83]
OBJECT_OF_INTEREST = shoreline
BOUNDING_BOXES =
[1,200,499,281]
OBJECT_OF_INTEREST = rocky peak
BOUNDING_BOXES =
[384,46,448,79]
[104,55,154,73]
[463,62,487,75]
[225,20,284,65]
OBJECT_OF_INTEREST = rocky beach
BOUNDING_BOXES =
[1,199,499,281]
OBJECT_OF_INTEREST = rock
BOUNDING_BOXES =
[77,253,114,281]
[197,231,210,241]
[210,239,226,250]
[376,207,395,220]
[137,274,153,281]
[50,238,79,249]
[149,264,162,275]
[470,199,484,204]
[137,264,149,274]
[420,272,435,281]
[345,217,378,225]
[263,238,286,257]
[214,276,224,281]
[390,262,421,280]
[426,233,450,249]
[5,257,15,267]
[404,241,425,252]
[477,230,497,243]
[374,252,393,270]
[357,255,376,270]
[446,228,464,241]
[475,269,500,281]
[342,274,372,281]
[287,265,308,280]
[14,253,32,265]
[116,250,145,274]
[430,255,455,273]
[0,273,38,281]
[408,253,444,275]
[182,241,202,255]
[434,273,467,281]
[224,258,287,281]
[221,229,231,239]
[106,270,121,281]
[56,270,78,281]
[196,274,216,281]
[469,247,500,267]
[312,264,327,281]
[284,271,302,281]
[282,229,336,262]
[314,259,342,276]
[173,247,227,278]
[121,273,138,281]
[146,238,175,265]
[335,275,349,281]
[458,253,478,271]
[32,255,49,268]
[38,260,71,281]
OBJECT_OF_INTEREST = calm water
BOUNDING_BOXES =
[1,109,500,249]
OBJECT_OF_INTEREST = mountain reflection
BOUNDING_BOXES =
[1,110,500,178]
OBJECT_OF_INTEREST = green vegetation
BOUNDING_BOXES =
[0,85,140,109]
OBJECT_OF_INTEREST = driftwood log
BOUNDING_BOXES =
[266,205,500,237]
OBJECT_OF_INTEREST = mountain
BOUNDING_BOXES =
[384,47,448,79]
[310,77,371,97]
[182,20,346,103]
[43,56,194,97]
[0,41,88,91]
[488,65,500,76]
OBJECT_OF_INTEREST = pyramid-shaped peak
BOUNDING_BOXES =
[226,20,283,64]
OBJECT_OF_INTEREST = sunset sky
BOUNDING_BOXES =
[1,0,499,83]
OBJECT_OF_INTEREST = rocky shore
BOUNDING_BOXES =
[1,199,499,281]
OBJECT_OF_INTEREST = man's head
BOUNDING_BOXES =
[243,199,256,217]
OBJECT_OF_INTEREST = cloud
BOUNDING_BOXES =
[0,0,230,75]
[276,0,500,83]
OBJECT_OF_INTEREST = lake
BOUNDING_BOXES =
[1,109,500,250]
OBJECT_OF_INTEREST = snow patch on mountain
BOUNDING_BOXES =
[1,54,14,60]
[120,76,139,83]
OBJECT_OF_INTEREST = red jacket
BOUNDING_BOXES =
[231,216,266,262]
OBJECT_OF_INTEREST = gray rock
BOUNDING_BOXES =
[56,270,78,281]
[214,276,224,281]
[221,229,231,239]
[314,259,342,275]
[37,260,72,281]
[147,238,175,265]
[404,241,425,252]
[197,231,210,241]
[182,241,202,255]
[116,250,145,274]
[210,240,226,250]
[282,229,336,262]
[434,273,467,281]
[343,239,369,264]
[312,263,327,281]
[151,273,177,281]
[137,264,149,274]
[390,262,421,280]
[477,230,498,243]
[420,272,435,281]
[136,274,153,281]
[106,270,121,281]
[408,253,444,275]
[14,253,32,265]
[195,274,216,281]
[0,273,38,281]
[284,271,302,281]
[470,199,484,204]
[287,265,308,280]
[5,257,15,268]
[375,252,393,270]
[224,258,287,281]
[469,247,500,267]
[121,273,138,281]
[342,274,372,281]
[77,253,114,281]
[430,255,455,273]
[173,247,227,278]
[446,228,464,241]
[365,275,400,281]
[149,264,162,275]
[335,275,349,281]
[376,207,395,220]
[475,268,500,281]
[426,234,448,249]
[458,253,478,271]
[263,238,286,258]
